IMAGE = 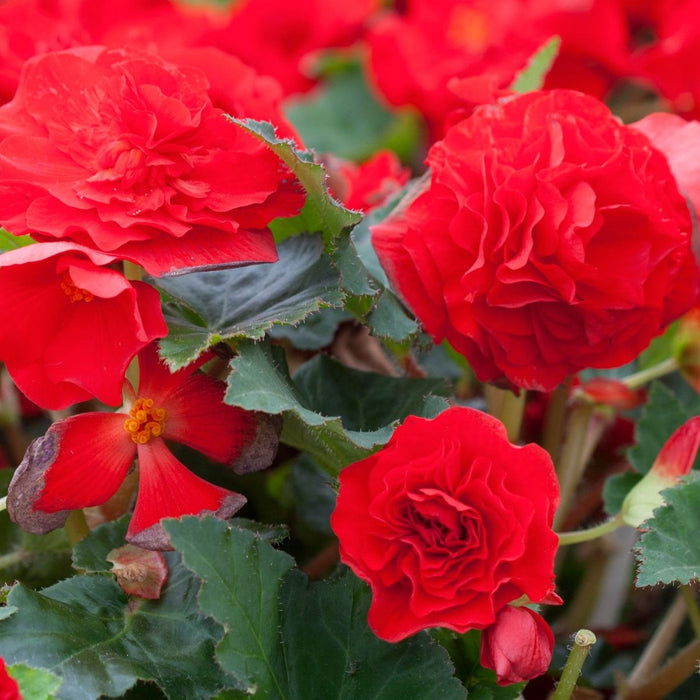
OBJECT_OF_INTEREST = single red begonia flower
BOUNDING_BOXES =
[480,606,554,685]
[372,89,699,392]
[331,407,560,648]
[7,343,271,550]
[0,45,303,276]
[0,242,166,410]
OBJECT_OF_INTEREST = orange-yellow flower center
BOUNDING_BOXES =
[124,397,169,445]
[60,271,94,303]
[447,7,491,52]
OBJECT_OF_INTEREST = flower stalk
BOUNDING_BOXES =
[551,629,597,700]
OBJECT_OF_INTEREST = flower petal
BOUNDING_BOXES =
[127,438,246,550]
[7,413,134,533]
[164,372,259,464]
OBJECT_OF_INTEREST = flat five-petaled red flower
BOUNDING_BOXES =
[7,343,268,549]
[0,45,303,276]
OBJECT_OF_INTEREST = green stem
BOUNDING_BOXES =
[557,513,626,546]
[65,509,89,546]
[541,382,570,462]
[622,357,678,390]
[0,495,5,513]
[554,403,610,531]
[680,585,700,641]
[0,550,28,570]
[500,388,527,443]
[551,629,597,700]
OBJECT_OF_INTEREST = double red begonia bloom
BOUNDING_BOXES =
[0,242,166,410]
[331,407,559,681]
[372,89,699,392]
[0,45,303,276]
[7,343,263,550]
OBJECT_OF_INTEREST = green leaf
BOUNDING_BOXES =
[635,474,700,586]
[509,36,562,93]
[226,118,362,250]
[165,518,465,699]
[8,664,63,700]
[0,229,34,252]
[0,523,235,700]
[72,517,130,573]
[280,569,466,699]
[627,382,700,474]
[603,472,643,516]
[152,233,343,369]
[225,339,450,472]
[268,307,352,350]
[284,64,422,162]
[164,517,296,699]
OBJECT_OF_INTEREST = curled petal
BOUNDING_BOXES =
[128,438,246,550]
[8,413,135,533]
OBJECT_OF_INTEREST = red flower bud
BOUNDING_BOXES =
[622,415,700,526]
[480,606,554,686]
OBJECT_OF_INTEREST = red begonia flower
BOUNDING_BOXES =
[365,0,629,136]
[0,45,303,276]
[331,407,560,642]
[7,343,268,549]
[372,89,699,392]
[0,242,166,410]
[480,606,554,685]
[199,0,379,96]
[631,112,700,218]
[325,151,410,212]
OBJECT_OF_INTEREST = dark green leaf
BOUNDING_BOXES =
[225,340,450,472]
[0,539,235,699]
[627,382,700,474]
[268,308,352,350]
[509,36,561,93]
[152,234,343,369]
[284,65,421,162]
[635,474,700,587]
[280,569,466,699]
[164,517,296,699]
[72,517,129,573]
[603,472,643,516]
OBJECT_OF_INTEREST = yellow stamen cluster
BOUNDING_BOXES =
[60,271,94,303]
[124,397,169,445]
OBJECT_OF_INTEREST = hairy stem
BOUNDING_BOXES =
[557,513,626,546]
[622,357,678,390]
[551,629,597,700]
